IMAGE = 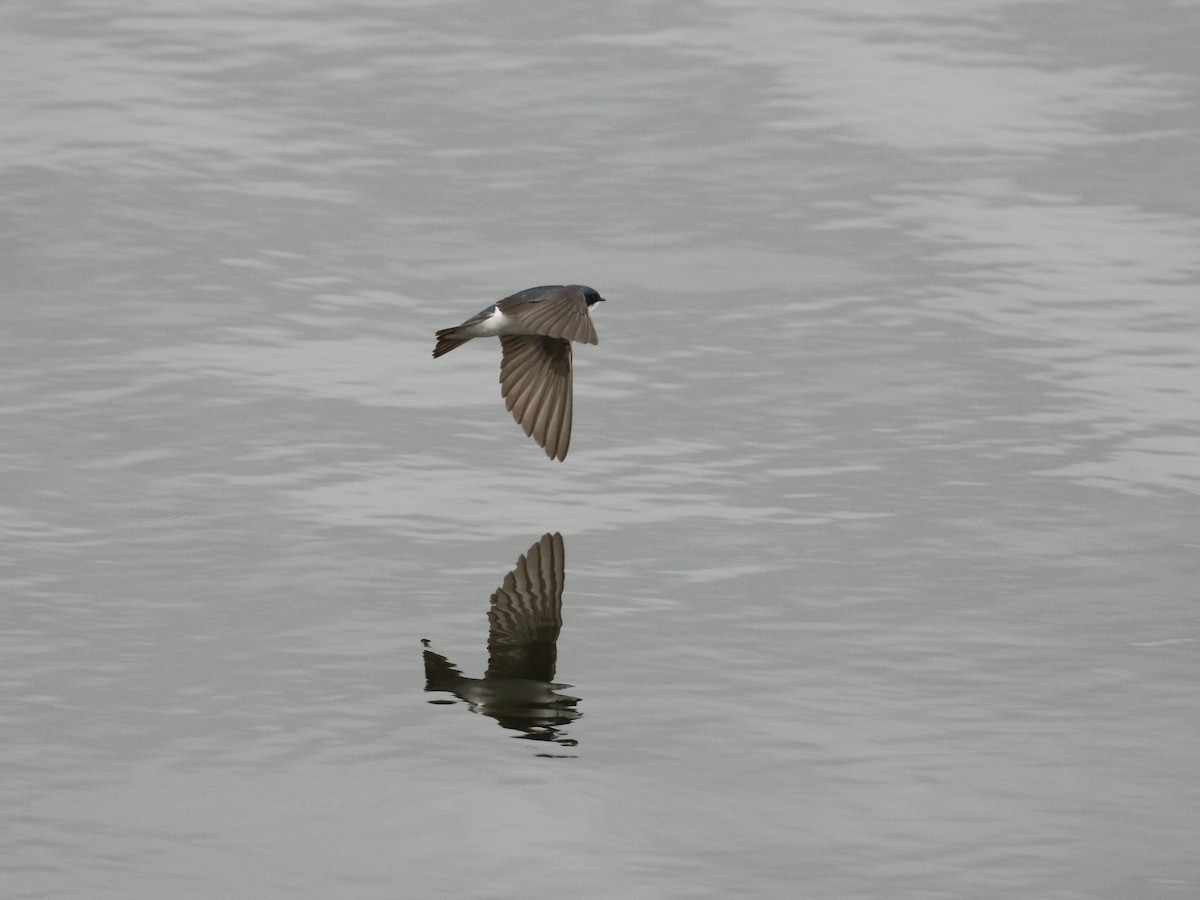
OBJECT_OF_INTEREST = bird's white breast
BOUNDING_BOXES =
[460,307,537,339]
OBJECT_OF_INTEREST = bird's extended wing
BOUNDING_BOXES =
[499,286,598,344]
[499,335,573,461]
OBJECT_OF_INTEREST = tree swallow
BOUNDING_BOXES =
[433,285,606,461]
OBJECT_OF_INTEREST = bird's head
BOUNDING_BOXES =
[579,286,606,306]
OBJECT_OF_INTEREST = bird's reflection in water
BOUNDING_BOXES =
[422,532,580,755]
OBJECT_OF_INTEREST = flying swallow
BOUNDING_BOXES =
[433,285,605,460]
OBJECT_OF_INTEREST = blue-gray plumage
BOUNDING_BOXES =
[433,285,606,460]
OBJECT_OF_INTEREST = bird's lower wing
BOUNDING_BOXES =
[499,335,573,461]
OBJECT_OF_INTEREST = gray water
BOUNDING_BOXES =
[4,1,1199,898]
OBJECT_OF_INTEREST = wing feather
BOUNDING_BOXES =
[499,335,573,461]
[498,286,598,344]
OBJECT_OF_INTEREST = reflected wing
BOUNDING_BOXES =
[498,286,599,344]
[486,533,565,682]
[499,335,573,461]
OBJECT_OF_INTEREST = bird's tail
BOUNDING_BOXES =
[433,328,469,358]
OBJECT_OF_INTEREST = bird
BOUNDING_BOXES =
[433,284,606,461]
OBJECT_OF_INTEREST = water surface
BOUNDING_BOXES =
[4,1,1199,898]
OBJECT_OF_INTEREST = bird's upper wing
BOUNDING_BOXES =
[497,286,599,344]
[499,335,573,461]
[486,533,566,682]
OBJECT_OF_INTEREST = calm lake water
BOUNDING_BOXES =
[4,1,1199,898]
